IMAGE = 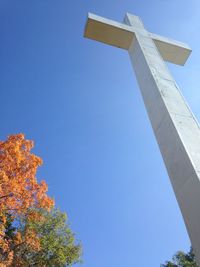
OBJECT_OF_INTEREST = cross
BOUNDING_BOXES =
[84,13,200,265]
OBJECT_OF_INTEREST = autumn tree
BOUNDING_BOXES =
[0,133,54,217]
[0,134,81,266]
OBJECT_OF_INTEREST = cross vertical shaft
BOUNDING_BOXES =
[126,14,200,264]
[84,13,200,265]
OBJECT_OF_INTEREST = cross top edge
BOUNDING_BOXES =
[124,13,144,28]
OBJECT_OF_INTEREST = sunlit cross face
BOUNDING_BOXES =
[83,12,200,266]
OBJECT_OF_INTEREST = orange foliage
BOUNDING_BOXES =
[0,134,54,265]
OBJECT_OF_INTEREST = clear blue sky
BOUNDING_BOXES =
[0,0,200,266]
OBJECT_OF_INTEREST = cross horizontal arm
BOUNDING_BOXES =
[84,13,192,65]
[150,33,192,65]
[84,13,134,50]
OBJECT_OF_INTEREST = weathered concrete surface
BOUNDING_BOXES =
[84,13,200,266]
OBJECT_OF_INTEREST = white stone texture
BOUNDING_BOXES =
[84,12,200,266]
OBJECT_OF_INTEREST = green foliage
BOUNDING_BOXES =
[161,248,197,267]
[14,208,82,267]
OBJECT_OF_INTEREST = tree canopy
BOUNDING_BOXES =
[0,134,81,266]
[161,248,197,267]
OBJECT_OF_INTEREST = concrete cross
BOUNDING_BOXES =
[84,13,200,265]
